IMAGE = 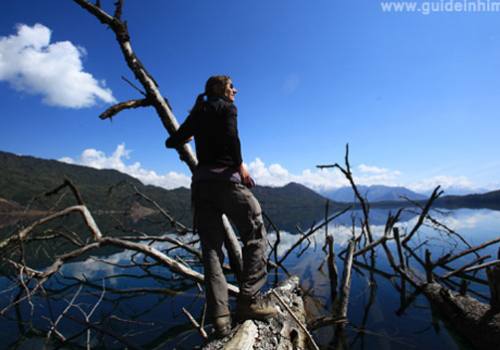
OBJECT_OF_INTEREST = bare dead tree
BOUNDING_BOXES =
[278,206,351,266]
[310,146,500,350]
[317,144,374,244]
[70,0,253,303]
[73,0,197,170]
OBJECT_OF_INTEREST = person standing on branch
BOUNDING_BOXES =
[166,75,276,338]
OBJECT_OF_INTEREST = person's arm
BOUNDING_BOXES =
[239,163,255,188]
[224,104,255,187]
[165,113,196,149]
[224,104,243,165]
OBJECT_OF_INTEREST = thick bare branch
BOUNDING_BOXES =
[435,236,500,267]
[222,214,244,284]
[99,98,151,120]
[316,144,373,243]
[402,186,443,245]
[114,0,123,19]
[442,255,491,279]
[0,205,102,250]
[336,240,355,322]
[73,0,197,171]
[402,195,475,251]
[74,0,115,25]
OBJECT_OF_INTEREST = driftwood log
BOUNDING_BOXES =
[319,146,500,349]
[203,276,319,350]
[390,245,500,349]
[422,282,500,349]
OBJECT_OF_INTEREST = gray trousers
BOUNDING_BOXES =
[193,181,268,318]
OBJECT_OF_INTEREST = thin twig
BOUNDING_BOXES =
[182,307,208,339]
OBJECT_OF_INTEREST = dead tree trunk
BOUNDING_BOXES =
[71,2,319,348]
[72,0,245,282]
[202,276,319,350]
[487,261,500,311]
[421,281,500,349]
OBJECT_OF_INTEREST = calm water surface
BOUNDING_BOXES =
[1,208,499,349]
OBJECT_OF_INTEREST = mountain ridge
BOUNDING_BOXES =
[322,184,427,202]
[1,150,499,231]
[0,151,336,231]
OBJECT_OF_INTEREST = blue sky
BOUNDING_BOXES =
[1,0,499,194]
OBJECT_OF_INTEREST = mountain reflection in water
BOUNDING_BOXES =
[1,208,499,349]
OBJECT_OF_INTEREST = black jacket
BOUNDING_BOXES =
[165,97,243,168]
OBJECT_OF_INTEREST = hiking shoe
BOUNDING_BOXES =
[236,294,278,321]
[213,315,232,338]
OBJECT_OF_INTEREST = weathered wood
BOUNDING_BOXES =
[73,0,248,297]
[421,282,500,349]
[101,237,240,294]
[435,236,500,267]
[464,259,500,274]
[99,98,151,120]
[353,236,388,257]
[222,214,244,284]
[326,235,338,301]
[442,255,491,279]
[0,205,102,250]
[425,249,434,283]
[402,186,443,245]
[487,263,500,310]
[393,266,500,349]
[393,227,406,271]
[337,240,355,323]
[316,145,374,243]
[222,320,258,350]
[271,289,320,350]
[203,276,312,350]
[182,307,208,340]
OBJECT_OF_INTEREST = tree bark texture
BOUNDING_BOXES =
[203,276,312,350]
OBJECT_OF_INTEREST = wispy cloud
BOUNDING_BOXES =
[60,144,191,189]
[358,164,396,175]
[0,23,115,108]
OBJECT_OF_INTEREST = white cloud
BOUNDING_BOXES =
[60,144,191,189]
[247,158,348,191]
[247,158,291,187]
[60,147,482,195]
[247,159,481,195]
[359,164,388,174]
[0,23,115,108]
[408,175,476,194]
[247,158,404,192]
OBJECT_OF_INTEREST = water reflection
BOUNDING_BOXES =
[1,208,499,349]
[268,208,500,349]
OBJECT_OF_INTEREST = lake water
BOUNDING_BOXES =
[1,207,499,349]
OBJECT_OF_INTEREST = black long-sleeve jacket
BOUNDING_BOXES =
[165,97,243,168]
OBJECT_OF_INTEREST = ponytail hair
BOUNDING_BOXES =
[204,75,231,98]
[190,92,206,114]
[190,75,232,113]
